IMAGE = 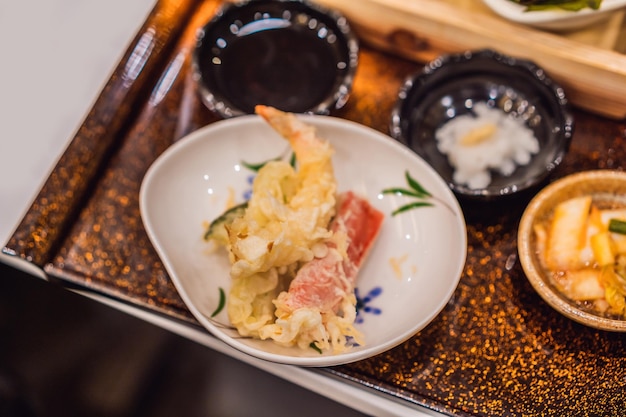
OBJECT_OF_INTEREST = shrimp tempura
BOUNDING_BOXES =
[217,106,383,353]
[226,106,337,339]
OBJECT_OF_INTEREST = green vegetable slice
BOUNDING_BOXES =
[309,342,323,354]
[204,202,248,244]
[510,0,602,11]
[609,218,626,235]
[211,287,226,317]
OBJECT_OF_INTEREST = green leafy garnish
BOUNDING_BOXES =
[211,287,226,318]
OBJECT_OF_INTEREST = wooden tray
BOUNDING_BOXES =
[4,0,626,415]
[315,0,626,119]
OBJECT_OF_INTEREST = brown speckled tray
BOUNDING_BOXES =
[4,0,626,415]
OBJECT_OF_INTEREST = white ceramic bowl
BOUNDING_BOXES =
[140,115,467,366]
[482,0,626,30]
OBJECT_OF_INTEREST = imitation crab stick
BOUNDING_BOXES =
[275,191,384,315]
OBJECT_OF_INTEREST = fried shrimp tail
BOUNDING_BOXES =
[255,105,336,210]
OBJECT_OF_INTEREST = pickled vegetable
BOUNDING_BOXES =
[510,0,602,11]
[534,196,626,317]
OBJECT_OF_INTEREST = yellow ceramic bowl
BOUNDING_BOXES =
[518,170,626,331]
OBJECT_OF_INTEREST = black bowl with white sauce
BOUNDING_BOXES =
[390,49,574,200]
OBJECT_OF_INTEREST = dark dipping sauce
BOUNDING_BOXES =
[194,1,356,116]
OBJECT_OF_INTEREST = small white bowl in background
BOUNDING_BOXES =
[481,0,626,31]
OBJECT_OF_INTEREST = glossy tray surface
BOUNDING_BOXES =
[5,0,626,415]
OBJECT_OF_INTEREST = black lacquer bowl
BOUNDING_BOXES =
[193,0,358,118]
[390,49,574,200]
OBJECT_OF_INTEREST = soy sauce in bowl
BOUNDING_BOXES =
[193,0,358,118]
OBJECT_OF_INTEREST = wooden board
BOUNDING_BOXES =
[314,0,626,119]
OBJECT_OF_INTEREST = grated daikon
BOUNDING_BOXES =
[435,102,539,190]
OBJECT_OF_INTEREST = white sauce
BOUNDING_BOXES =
[435,102,539,190]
